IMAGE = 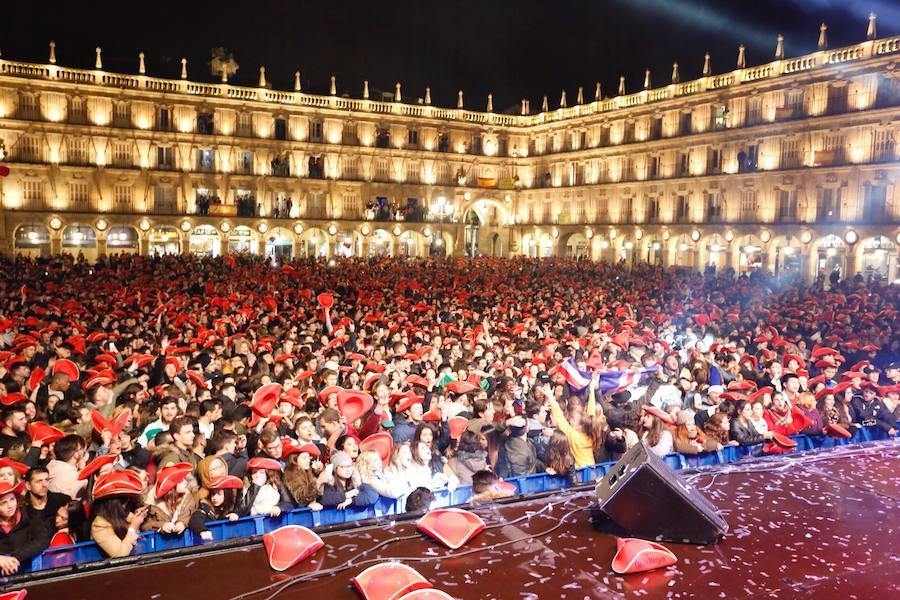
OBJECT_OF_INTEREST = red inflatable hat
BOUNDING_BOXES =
[405,375,429,389]
[250,383,283,426]
[27,367,45,393]
[444,381,478,395]
[0,392,27,406]
[0,590,27,600]
[78,453,117,480]
[316,293,334,310]
[207,475,244,490]
[395,393,424,414]
[448,417,469,441]
[824,424,853,439]
[421,408,442,422]
[0,481,24,497]
[48,531,75,548]
[337,390,374,424]
[263,525,325,572]
[90,408,131,437]
[395,590,454,600]
[763,442,791,454]
[52,358,80,382]
[747,386,773,404]
[28,422,65,445]
[0,458,28,477]
[351,563,432,600]
[185,370,207,389]
[155,462,194,498]
[318,385,344,405]
[247,457,283,472]
[641,405,675,426]
[417,508,486,549]
[93,469,144,499]
[360,433,393,467]
[611,537,677,575]
[770,431,797,448]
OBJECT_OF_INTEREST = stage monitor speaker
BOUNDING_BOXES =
[594,440,728,545]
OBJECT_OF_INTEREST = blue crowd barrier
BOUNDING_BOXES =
[23,425,898,574]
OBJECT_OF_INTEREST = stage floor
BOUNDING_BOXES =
[16,439,900,599]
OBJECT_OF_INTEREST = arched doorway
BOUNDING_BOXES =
[463,210,481,258]
[299,227,328,258]
[772,235,803,278]
[334,230,361,258]
[190,225,221,257]
[368,229,393,257]
[106,225,139,254]
[264,227,294,260]
[521,233,538,258]
[737,235,765,274]
[646,239,665,265]
[429,231,452,258]
[62,224,98,262]
[149,226,181,256]
[398,230,428,258]
[814,234,847,286]
[228,226,258,254]
[490,232,503,257]
[859,236,896,282]
[566,233,590,259]
[14,224,51,257]
[669,235,697,269]
[703,235,728,272]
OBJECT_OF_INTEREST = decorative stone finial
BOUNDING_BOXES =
[330,75,336,95]
[95,47,103,69]
[703,52,711,76]
[395,82,401,102]
[576,86,584,104]
[775,34,784,59]
[671,62,679,84]
[457,90,464,109]
[520,99,527,115]
[363,80,369,99]
[541,95,549,112]
[258,66,266,87]
[221,65,228,83]
[594,82,601,101]
[49,41,56,64]
[294,71,301,91]
[643,69,651,90]
[618,75,625,96]
[424,87,431,105]
[487,93,493,112]
[818,23,828,50]
[560,90,567,108]
[737,45,746,69]
[181,58,187,79]
[139,52,146,74]
[867,13,877,40]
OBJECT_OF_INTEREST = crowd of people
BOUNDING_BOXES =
[0,252,897,573]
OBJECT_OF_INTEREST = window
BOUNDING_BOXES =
[679,111,692,135]
[471,136,482,155]
[647,197,660,223]
[706,192,724,222]
[197,113,214,135]
[113,142,132,167]
[713,106,727,130]
[154,187,176,214]
[873,130,895,162]
[863,185,887,221]
[68,182,90,210]
[18,135,42,162]
[66,138,90,165]
[197,149,214,172]
[740,190,758,220]
[674,195,689,223]
[777,189,798,221]
[114,102,130,127]
[436,162,449,184]
[621,197,633,222]
[342,193,359,218]
[405,161,419,183]
[18,94,37,119]
[826,85,848,115]
[156,146,174,169]
[113,184,132,212]
[819,134,845,165]
[307,192,326,219]
[816,188,842,222]
[676,152,689,177]
[407,129,419,147]
[158,107,171,131]
[707,148,722,174]
[342,157,359,180]
[274,118,287,141]
[374,158,390,182]
[650,117,662,140]
[70,97,87,124]
[746,97,763,125]
[241,151,253,174]
[648,155,660,179]
[22,180,45,206]
[310,121,323,141]
[238,113,253,136]
[780,139,801,169]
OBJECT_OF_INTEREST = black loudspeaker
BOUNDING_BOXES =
[594,440,728,545]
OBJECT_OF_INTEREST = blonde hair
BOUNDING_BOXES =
[355,450,383,481]
[796,391,817,410]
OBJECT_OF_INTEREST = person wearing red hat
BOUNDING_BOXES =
[90,470,149,558]
[0,479,52,575]
[188,475,243,541]
[283,445,325,511]
[640,406,674,458]
[447,431,489,486]
[238,458,294,517]
[764,391,812,436]
[143,464,197,535]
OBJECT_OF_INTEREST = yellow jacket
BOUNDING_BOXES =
[549,389,596,468]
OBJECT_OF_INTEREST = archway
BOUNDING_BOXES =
[490,232,503,257]
[228,226,259,254]
[463,210,482,258]
[368,229,393,257]
[62,224,98,262]
[264,227,294,260]
[646,239,665,265]
[334,229,362,258]
[428,230,453,258]
[149,226,181,256]
[565,233,590,259]
[771,235,803,278]
[398,230,428,258]
[703,234,729,273]
[812,234,847,287]
[668,235,697,269]
[106,225,139,254]
[736,234,765,274]
[858,235,896,282]
[298,227,328,258]
[14,224,51,257]
[190,225,221,257]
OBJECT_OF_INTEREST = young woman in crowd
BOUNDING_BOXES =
[673,410,716,454]
[283,445,325,510]
[188,475,242,541]
[702,413,737,449]
[447,431,488,485]
[90,471,149,558]
[639,407,674,457]
[543,430,576,478]
[143,464,196,535]
[318,451,378,510]
[731,400,774,446]
[239,458,294,517]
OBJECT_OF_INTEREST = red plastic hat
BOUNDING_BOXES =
[641,405,675,426]
[421,408,441,422]
[27,367,45,393]
[0,458,28,477]
[0,481,24,497]
[185,370,207,389]
[84,374,114,390]
[52,358,80,382]
[351,563,432,600]
[247,457,283,472]
[28,422,65,445]
[417,508,486,549]
[360,433,393,467]
[318,385,344,405]
[0,392,27,406]
[90,408,131,437]
[337,390,374,424]
[444,381,478,395]
[824,424,852,439]
[405,375,430,389]
[155,462,194,498]
[395,393,424,414]
[316,293,334,310]
[448,417,469,440]
[611,537,677,575]
[0,590,26,600]
[263,525,324,572]
[393,591,453,600]
[48,530,75,548]
[78,454,117,480]
[747,386,773,404]
[207,475,244,490]
[92,469,144,499]
[770,431,798,448]
[763,442,791,454]
[250,383,283,425]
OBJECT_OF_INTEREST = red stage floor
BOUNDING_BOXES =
[14,440,900,599]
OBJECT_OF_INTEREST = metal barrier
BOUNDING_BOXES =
[24,425,896,573]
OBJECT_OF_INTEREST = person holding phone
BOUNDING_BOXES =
[90,470,149,558]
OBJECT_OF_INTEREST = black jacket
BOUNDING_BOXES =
[0,509,53,565]
[236,482,294,516]
[730,419,767,446]
[851,397,896,433]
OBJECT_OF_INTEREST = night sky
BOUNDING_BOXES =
[2,0,896,113]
